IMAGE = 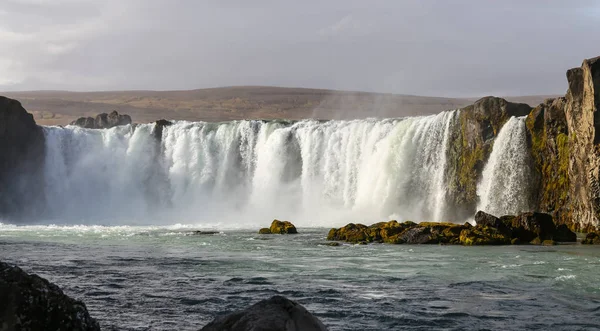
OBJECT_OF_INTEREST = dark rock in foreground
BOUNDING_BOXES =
[327,211,577,245]
[200,295,327,331]
[0,261,100,331]
[71,110,132,129]
[259,220,298,234]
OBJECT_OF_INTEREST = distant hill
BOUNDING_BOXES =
[1,86,558,126]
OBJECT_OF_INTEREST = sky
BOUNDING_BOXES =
[0,0,599,97]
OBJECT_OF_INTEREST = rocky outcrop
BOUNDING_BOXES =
[328,211,576,245]
[200,296,327,331]
[564,56,600,230]
[0,96,46,219]
[522,55,600,231]
[259,220,298,234]
[153,119,173,140]
[525,97,570,226]
[445,97,532,220]
[71,110,132,129]
[0,261,100,331]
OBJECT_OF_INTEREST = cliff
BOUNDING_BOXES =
[526,56,600,231]
[445,97,532,220]
[0,96,45,219]
[1,55,600,230]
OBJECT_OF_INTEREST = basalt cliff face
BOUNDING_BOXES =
[0,56,600,231]
[445,97,532,220]
[526,56,600,230]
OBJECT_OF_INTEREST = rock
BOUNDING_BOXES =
[71,110,132,129]
[200,295,327,331]
[72,116,96,128]
[445,96,532,220]
[258,228,271,234]
[0,261,100,331]
[500,212,556,242]
[553,224,577,242]
[582,231,600,244]
[474,211,510,235]
[327,221,468,245]
[327,223,370,243]
[459,226,511,245]
[153,119,173,140]
[189,231,219,235]
[269,220,297,234]
[0,96,46,219]
[399,226,439,244]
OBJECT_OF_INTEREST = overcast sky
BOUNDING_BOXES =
[0,0,599,97]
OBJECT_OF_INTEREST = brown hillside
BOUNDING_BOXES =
[1,86,557,126]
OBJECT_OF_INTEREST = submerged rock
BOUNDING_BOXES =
[0,261,100,331]
[268,220,298,234]
[71,110,132,129]
[200,295,327,331]
[258,228,272,234]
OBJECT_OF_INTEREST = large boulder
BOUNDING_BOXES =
[0,261,100,331]
[500,212,556,243]
[268,220,298,234]
[200,296,327,331]
[71,110,132,129]
[0,96,46,219]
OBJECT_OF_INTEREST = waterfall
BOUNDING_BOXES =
[40,112,460,227]
[477,116,534,216]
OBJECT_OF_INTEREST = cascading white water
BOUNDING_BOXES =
[477,116,534,216]
[42,111,459,227]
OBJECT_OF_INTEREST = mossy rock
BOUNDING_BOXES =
[582,232,600,244]
[530,237,542,245]
[327,223,371,243]
[459,226,511,245]
[258,228,271,234]
[269,220,297,234]
[542,240,556,246]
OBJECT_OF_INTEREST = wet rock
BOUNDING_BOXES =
[71,110,132,129]
[500,212,556,242]
[268,220,297,234]
[582,231,600,244]
[553,224,577,242]
[200,295,327,331]
[189,231,219,235]
[0,261,100,331]
[459,226,511,245]
[153,119,173,140]
[327,221,468,245]
[474,210,510,235]
[327,223,370,243]
[258,228,271,234]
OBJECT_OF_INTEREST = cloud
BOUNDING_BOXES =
[0,0,599,96]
